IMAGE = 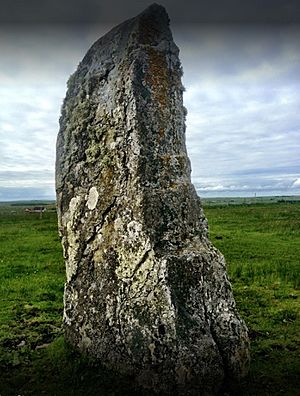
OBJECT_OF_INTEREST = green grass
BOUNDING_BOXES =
[0,206,64,348]
[0,201,299,395]
[205,203,300,395]
[206,203,300,288]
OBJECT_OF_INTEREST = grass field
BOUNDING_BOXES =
[0,199,299,395]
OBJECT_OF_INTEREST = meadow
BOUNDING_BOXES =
[0,199,299,395]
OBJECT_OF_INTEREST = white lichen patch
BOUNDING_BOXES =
[127,220,143,242]
[61,195,81,228]
[69,196,81,218]
[86,186,99,210]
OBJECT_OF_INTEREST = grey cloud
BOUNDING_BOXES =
[176,25,300,89]
[0,25,110,86]
[0,0,300,23]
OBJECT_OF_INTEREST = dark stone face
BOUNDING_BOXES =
[56,4,250,394]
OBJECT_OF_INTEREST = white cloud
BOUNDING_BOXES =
[0,24,300,199]
[0,85,63,174]
[177,25,300,196]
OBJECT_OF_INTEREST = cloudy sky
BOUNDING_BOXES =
[0,1,300,200]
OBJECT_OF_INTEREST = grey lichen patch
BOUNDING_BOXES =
[65,242,79,282]
[56,4,249,395]
[63,283,79,326]
[86,186,99,210]
[63,195,82,282]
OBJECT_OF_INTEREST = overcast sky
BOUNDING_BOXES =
[0,1,300,200]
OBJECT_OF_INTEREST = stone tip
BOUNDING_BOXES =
[139,3,169,22]
[143,3,166,13]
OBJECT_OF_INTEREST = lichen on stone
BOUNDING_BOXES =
[86,186,99,210]
[56,4,250,395]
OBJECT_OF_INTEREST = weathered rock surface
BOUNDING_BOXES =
[56,4,249,394]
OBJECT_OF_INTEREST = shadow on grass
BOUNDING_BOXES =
[3,335,299,396]
[0,336,145,396]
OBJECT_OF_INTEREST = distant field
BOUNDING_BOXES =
[0,200,299,395]
[202,194,300,206]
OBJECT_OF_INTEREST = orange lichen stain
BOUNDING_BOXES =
[145,48,169,112]
[144,47,171,143]
[158,127,165,140]
[160,154,171,165]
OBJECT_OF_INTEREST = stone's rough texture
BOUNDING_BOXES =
[56,4,250,394]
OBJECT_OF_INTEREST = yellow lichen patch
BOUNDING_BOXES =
[100,165,116,198]
[93,247,104,264]
[169,182,178,189]
[148,343,156,360]
[85,143,100,164]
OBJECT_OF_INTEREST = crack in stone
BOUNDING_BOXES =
[85,196,118,247]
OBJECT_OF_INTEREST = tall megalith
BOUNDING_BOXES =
[56,4,249,394]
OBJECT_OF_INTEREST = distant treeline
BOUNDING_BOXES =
[10,202,53,207]
[277,199,300,203]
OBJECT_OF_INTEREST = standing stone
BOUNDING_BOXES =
[56,4,249,394]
